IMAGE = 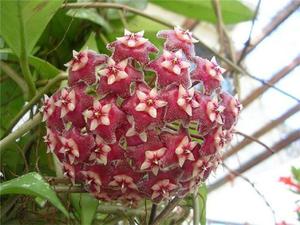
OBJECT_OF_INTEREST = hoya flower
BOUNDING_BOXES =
[135,88,168,118]
[89,135,123,165]
[157,26,198,58]
[59,128,94,164]
[220,92,242,130]
[81,170,102,193]
[55,88,76,118]
[140,147,167,175]
[191,56,225,94]
[98,58,143,97]
[148,50,191,88]
[43,128,58,153]
[98,58,128,85]
[41,95,55,121]
[44,29,241,204]
[108,29,158,65]
[109,174,138,193]
[122,84,167,132]
[175,136,197,167]
[151,179,177,199]
[65,50,107,86]
[176,85,200,116]
[84,101,112,130]
[192,155,220,180]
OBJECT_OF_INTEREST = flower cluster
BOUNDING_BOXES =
[42,27,241,206]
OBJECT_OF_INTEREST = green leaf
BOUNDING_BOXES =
[198,184,207,225]
[0,49,60,79]
[0,78,24,137]
[0,0,64,57]
[106,0,148,20]
[150,0,253,24]
[291,167,300,183]
[81,32,99,52]
[71,193,99,225]
[0,172,68,217]
[66,9,112,32]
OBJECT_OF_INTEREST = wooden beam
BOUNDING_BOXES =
[223,104,300,160]
[241,55,300,108]
[236,0,300,59]
[208,129,300,192]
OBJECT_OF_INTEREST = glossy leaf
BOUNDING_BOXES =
[150,0,253,24]
[0,0,64,57]
[0,172,68,217]
[66,9,112,32]
[71,193,99,225]
[292,167,300,183]
[0,49,60,79]
[106,0,148,20]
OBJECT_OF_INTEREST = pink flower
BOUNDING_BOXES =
[55,88,76,118]
[108,29,158,64]
[135,88,168,118]
[157,26,198,58]
[84,101,112,130]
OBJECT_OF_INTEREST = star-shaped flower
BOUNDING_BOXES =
[220,92,242,130]
[55,88,76,118]
[140,147,167,175]
[98,58,128,85]
[109,174,138,193]
[148,50,191,88]
[43,128,57,153]
[206,97,225,124]
[84,101,112,130]
[108,29,158,65]
[59,137,80,164]
[151,179,177,199]
[176,85,200,116]
[117,29,148,48]
[175,136,197,167]
[65,50,108,86]
[41,95,55,121]
[89,135,123,165]
[64,50,89,71]
[122,84,167,132]
[97,58,143,97]
[191,56,225,94]
[62,162,76,184]
[81,170,102,193]
[135,88,168,118]
[157,26,198,58]
[125,115,148,142]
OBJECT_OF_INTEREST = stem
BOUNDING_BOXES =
[0,113,42,153]
[3,73,67,138]
[192,192,200,225]
[0,61,28,94]
[17,1,36,99]
[148,204,157,225]
[98,205,145,216]
[151,197,181,225]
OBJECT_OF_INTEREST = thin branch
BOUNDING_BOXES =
[148,204,157,225]
[2,73,67,138]
[237,0,262,64]
[192,192,200,225]
[62,2,300,104]
[151,197,181,225]
[234,130,274,154]
[222,163,277,223]
[0,61,28,94]
[118,9,128,28]
[0,113,42,153]
[223,104,300,160]
[97,205,145,216]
